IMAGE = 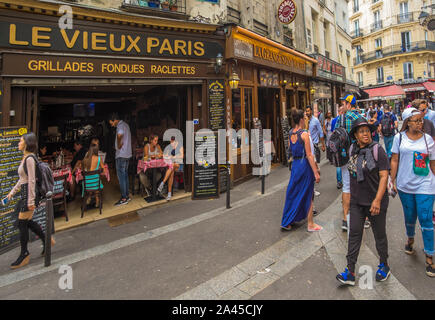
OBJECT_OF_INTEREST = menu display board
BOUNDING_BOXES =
[193,132,219,199]
[0,127,27,253]
[208,80,226,131]
[280,117,291,163]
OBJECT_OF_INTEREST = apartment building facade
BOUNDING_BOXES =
[350,0,435,104]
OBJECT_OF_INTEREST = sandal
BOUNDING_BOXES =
[307,225,323,232]
[425,255,435,277]
[281,225,292,231]
[405,239,415,255]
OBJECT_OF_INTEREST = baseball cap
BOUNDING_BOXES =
[340,94,356,105]
[402,107,421,121]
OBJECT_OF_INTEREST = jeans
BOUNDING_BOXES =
[116,157,130,199]
[398,191,435,256]
[347,203,389,273]
[383,135,394,159]
[336,167,342,184]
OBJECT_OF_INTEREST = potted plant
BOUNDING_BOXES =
[161,0,169,10]
[169,0,178,11]
[148,0,160,8]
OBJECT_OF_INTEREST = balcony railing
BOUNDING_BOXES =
[351,30,364,38]
[370,20,383,32]
[404,73,414,80]
[397,12,415,24]
[121,0,187,16]
[353,41,435,65]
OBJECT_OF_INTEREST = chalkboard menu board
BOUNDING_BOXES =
[208,80,226,131]
[0,127,27,253]
[280,117,291,163]
[193,132,219,199]
[31,203,49,239]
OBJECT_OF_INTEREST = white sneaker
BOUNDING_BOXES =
[166,193,172,201]
[314,190,320,196]
[157,182,164,193]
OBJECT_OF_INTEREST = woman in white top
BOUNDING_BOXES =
[390,107,435,277]
[139,134,163,196]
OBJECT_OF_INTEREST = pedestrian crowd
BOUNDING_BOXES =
[281,94,435,284]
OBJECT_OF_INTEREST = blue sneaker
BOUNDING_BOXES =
[336,268,355,286]
[376,263,390,282]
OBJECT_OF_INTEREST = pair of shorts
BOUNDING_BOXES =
[341,164,350,193]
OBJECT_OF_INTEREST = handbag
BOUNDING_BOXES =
[412,134,430,177]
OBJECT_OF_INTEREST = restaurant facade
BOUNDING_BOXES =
[0,0,228,227]
[224,26,317,182]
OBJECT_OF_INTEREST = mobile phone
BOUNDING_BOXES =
[1,197,9,206]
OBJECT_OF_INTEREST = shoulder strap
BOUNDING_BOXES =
[23,154,38,176]
[373,143,379,162]
[423,134,429,154]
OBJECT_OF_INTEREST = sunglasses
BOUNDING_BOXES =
[408,119,423,123]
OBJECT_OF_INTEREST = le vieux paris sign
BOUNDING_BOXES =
[0,20,224,78]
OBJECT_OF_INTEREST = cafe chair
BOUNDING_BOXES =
[53,174,69,221]
[81,168,104,218]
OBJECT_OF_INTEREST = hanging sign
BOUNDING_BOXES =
[278,0,297,24]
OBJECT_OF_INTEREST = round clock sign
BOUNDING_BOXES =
[278,0,297,24]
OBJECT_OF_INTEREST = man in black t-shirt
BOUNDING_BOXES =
[336,118,390,286]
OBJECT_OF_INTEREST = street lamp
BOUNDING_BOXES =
[228,71,240,90]
[215,53,223,74]
[419,11,430,24]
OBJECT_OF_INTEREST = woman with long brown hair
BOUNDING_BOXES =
[82,144,104,207]
[281,108,322,232]
[6,133,54,269]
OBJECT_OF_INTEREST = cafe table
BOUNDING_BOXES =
[137,158,173,202]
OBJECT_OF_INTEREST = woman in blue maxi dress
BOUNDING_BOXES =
[281,109,322,232]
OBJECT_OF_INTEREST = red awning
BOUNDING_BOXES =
[363,85,406,100]
[401,83,426,92]
[423,81,435,93]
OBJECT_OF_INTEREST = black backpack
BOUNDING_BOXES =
[328,127,351,167]
[381,113,395,136]
[23,154,55,206]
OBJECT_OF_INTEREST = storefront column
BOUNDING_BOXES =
[1,78,11,127]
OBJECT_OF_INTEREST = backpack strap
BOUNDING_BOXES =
[423,133,429,154]
[23,154,38,177]
[373,143,379,162]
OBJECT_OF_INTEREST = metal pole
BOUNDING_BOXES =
[226,161,231,209]
[261,174,265,195]
[44,191,53,267]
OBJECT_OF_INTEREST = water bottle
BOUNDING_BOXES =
[341,148,347,158]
